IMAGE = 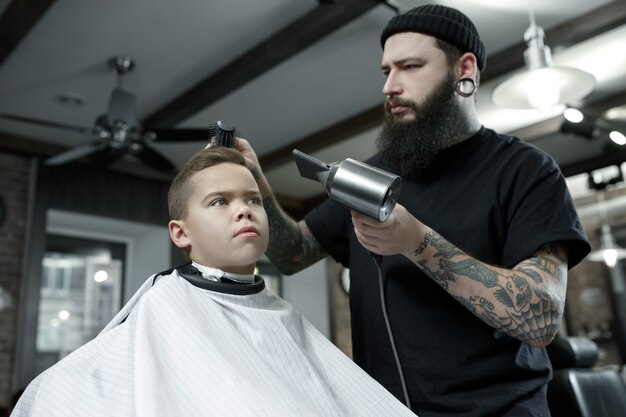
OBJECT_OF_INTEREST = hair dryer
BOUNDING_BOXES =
[292,149,401,222]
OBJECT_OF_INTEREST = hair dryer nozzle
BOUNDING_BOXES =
[292,150,401,222]
[293,149,332,190]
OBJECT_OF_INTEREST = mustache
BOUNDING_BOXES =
[384,97,418,114]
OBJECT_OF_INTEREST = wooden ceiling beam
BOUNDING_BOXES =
[143,0,381,128]
[0,0,57,66]
[260,104,383,170]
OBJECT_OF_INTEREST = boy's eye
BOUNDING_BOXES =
[249,197,263,206]
[210,199,227,207]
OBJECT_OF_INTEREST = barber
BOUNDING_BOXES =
[233,5,591,416]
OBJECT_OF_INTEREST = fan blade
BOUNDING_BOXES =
[131,144,176,172]
[146,128,210,142]
[1,113,95,135]
[87,147,126,167]
[46,141,109,166]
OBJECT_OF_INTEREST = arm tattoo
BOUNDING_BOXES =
[262,197,326,274]
[503,289,561,346]
[414,231,433,255]
[431,234,464,259]
[441,258,499,287]
[412,228,567,345]
[418,259,456,290]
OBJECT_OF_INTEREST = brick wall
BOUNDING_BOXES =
[0,152,31,410]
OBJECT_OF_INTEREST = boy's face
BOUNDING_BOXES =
[169,163,269,274]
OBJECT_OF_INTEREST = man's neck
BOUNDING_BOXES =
[454,110,482,144]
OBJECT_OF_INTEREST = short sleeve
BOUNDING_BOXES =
[501,149,590,269]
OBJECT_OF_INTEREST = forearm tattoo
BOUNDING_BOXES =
[412,232,567,345]
[262,197,326,274]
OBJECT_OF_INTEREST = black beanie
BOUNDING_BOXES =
[380,4,486,71]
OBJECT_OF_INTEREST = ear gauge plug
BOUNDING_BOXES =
[210,120,237,147]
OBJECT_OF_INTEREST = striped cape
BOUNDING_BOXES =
[13,269,416,417]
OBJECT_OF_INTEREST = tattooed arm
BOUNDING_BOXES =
[260,193,327,274]
[352,203,568,348]
[232,138,328,275]
[410,231,567,347]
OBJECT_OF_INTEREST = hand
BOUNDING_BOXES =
[233,138,262,174]
[351,203,421,257]
[206,137,264,179]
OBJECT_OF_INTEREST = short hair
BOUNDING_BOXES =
[436,38,481,85]
[168,146,246,221]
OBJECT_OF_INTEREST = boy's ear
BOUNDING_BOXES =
[168,220,191,249]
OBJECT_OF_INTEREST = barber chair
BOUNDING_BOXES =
[546,336,626,417]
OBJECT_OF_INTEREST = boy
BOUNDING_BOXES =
[12,147,415,417]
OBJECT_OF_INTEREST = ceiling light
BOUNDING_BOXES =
[563,108,584,123]
[491,10,595,112]
[560,112,597,139]
[94,270,109,283]
[587,224,626,267]
[56,92,85,107]
[605,105,626,121]
[610,130,626,145]
[587,188,626,267]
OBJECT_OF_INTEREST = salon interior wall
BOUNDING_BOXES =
[567,169,626,366]
[282,258,331,338]
[0,151,31,411]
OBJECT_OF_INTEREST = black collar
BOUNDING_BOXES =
[163,263,265,295]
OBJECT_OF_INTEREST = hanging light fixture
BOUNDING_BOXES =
[587,224,626,267]
[587,190,626,267]
[560,108,598,139]
[491,7,595,113]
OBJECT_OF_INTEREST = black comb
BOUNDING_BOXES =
[210,120,237,147]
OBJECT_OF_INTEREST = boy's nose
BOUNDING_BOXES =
[237,205,252,220]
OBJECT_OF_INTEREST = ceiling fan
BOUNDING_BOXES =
[1,56,212,173]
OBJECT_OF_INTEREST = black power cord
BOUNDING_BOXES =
[371,254,412,410]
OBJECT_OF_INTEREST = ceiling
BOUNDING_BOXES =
[1,0,626,211]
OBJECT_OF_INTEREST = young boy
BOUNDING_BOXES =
[12,147,415,417]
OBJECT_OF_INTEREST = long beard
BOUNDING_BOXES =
[376,72,467,178]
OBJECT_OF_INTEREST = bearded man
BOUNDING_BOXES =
[232,5,590,417]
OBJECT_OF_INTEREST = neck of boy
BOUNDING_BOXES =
[192,261,255,284]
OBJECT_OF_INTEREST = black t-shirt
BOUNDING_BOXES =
[305,127,590,417]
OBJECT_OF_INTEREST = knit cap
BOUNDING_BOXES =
[380,4,486,70]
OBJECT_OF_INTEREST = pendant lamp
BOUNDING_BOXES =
[491,8,595,113]
[587,190,626,267]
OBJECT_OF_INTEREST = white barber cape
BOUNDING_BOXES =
[13,266,416,417]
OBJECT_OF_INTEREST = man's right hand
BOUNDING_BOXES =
[206,136,264,180]
[233,138,263,178]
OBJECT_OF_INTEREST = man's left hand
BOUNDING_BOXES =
[351,203,421,257]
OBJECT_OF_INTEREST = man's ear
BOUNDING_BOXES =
[169,220,191,249]
[457,52,478,81]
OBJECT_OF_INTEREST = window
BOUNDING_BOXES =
[34,234,125,376]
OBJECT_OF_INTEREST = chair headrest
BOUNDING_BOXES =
[546,336,599,369]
